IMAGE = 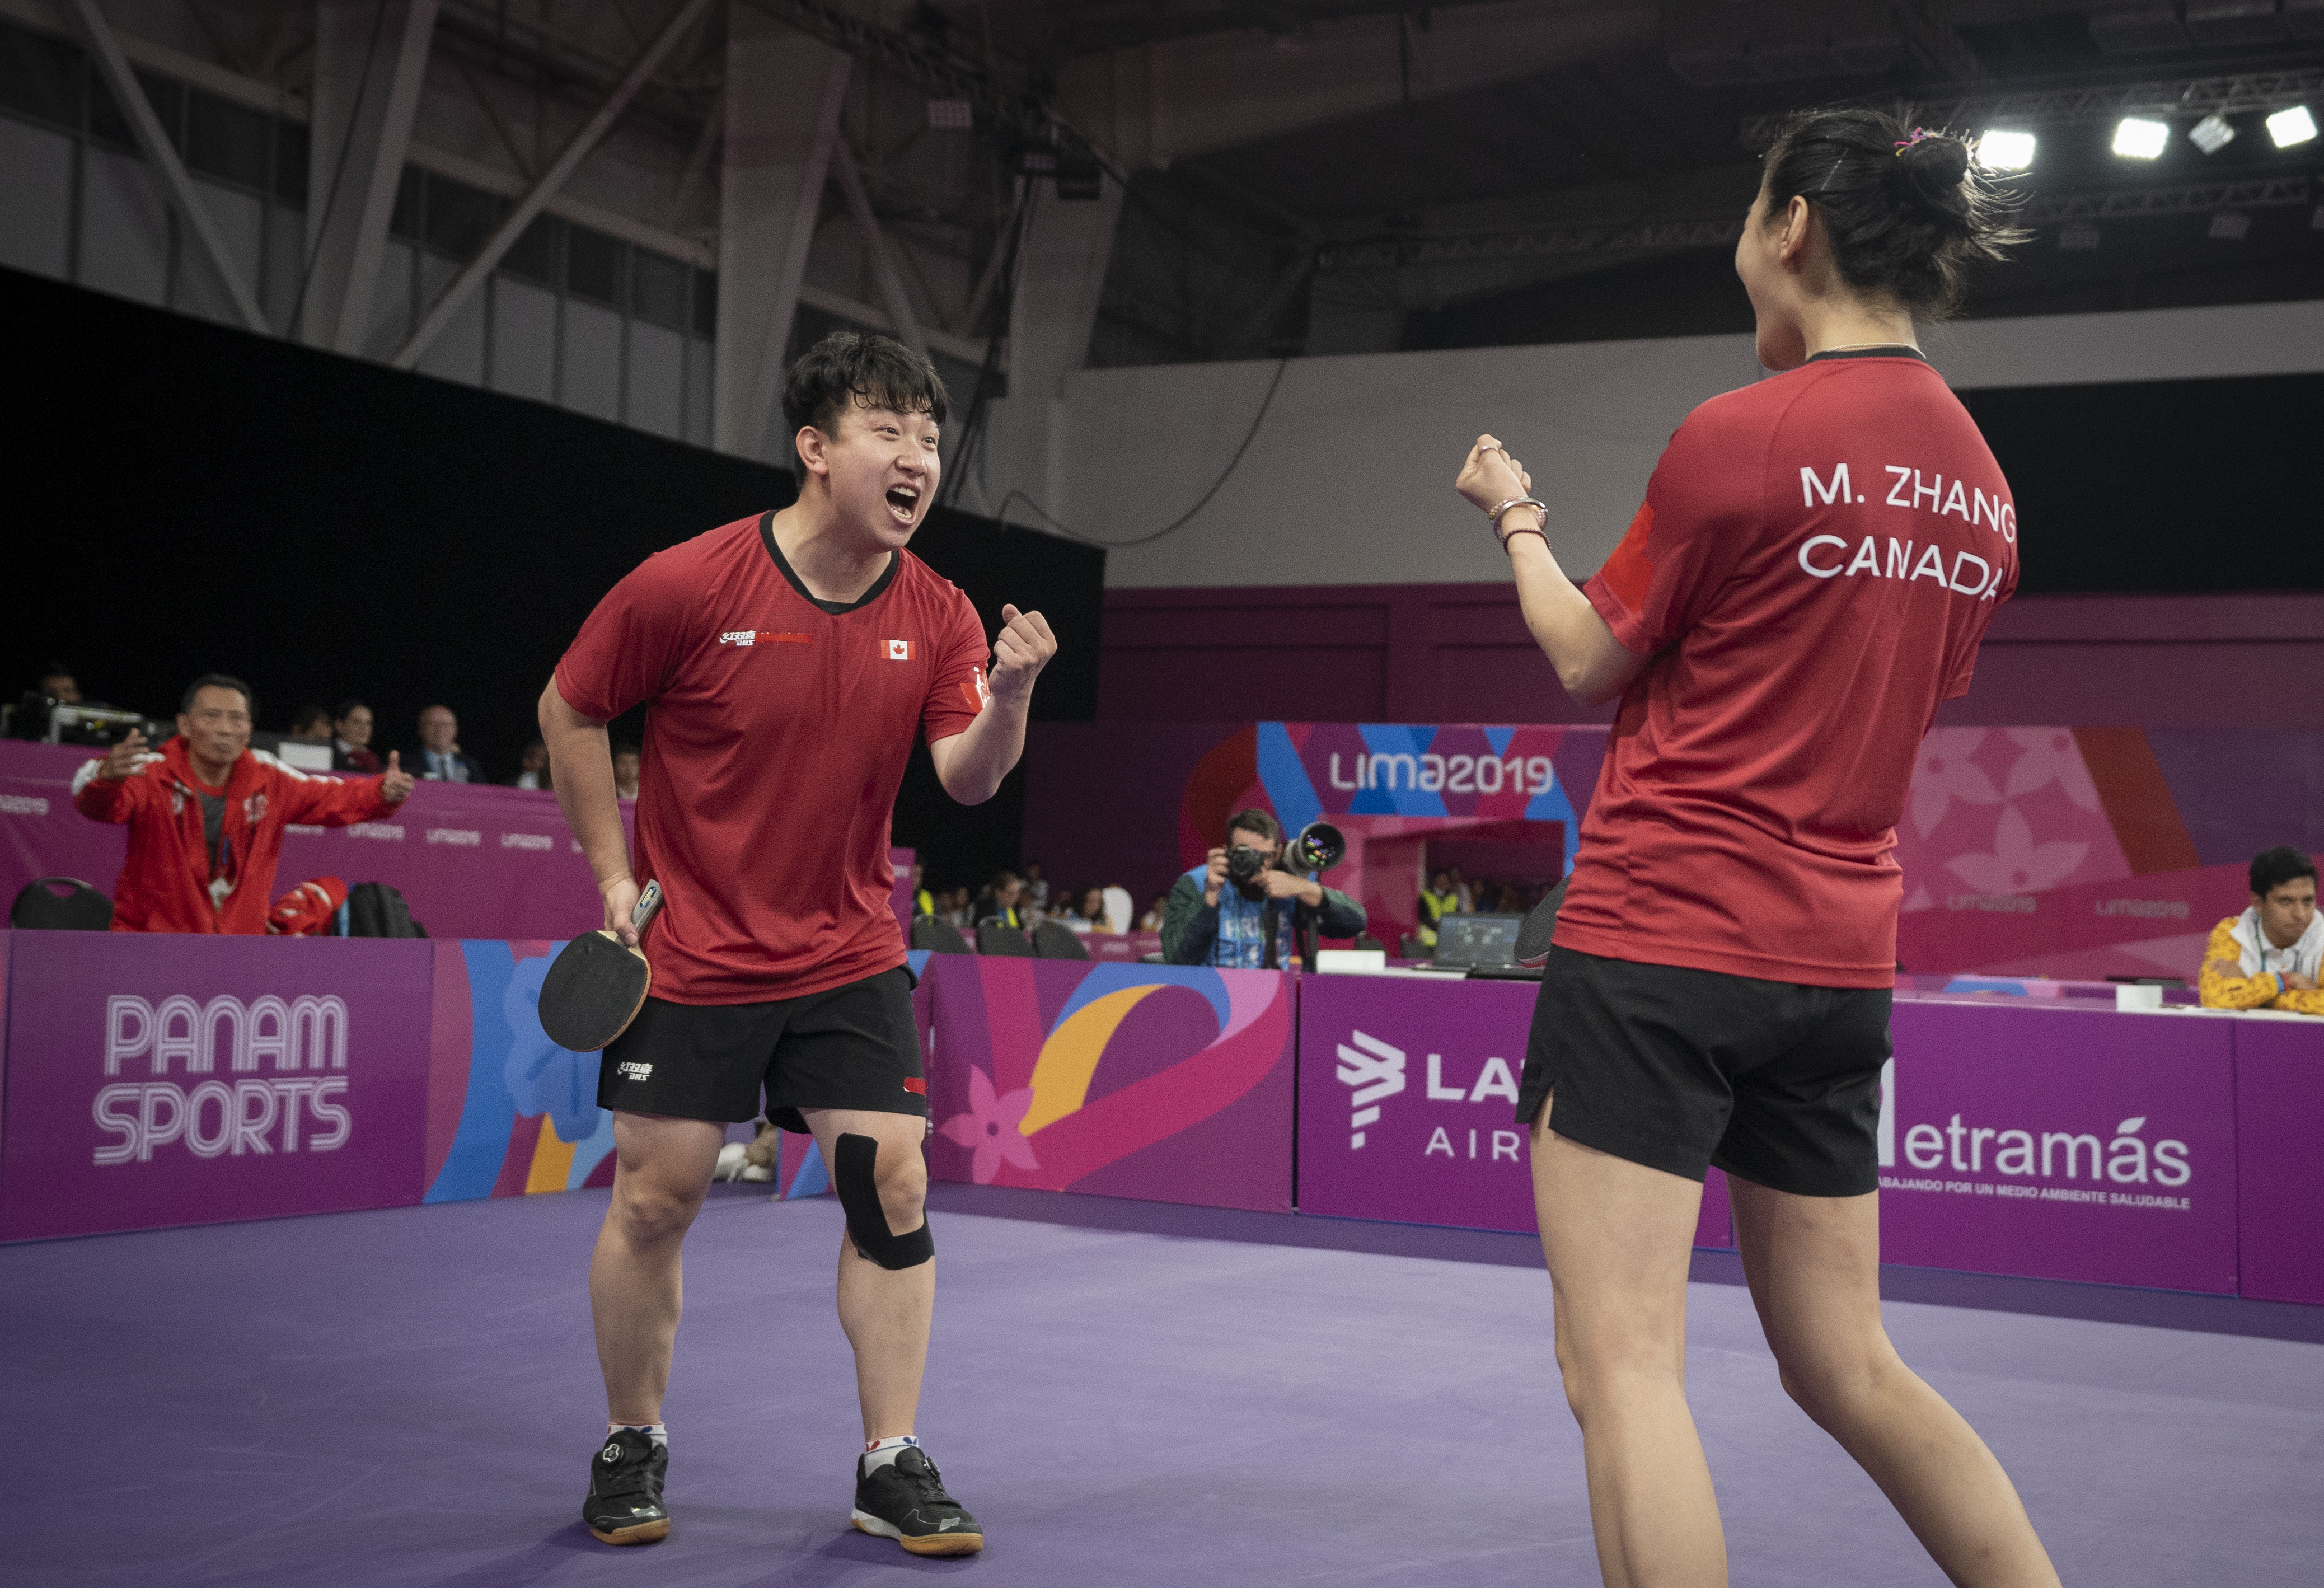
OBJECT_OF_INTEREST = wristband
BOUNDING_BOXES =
[1500,525,1550,553]
[1487,495,1547,527]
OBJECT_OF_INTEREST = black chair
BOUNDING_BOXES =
[1399,934,1428,961]
[1353,931,1385,953]
[910,914,973,954]
[1032,920,1091,961]
[10,877,113,931]
[976,918,1036,957]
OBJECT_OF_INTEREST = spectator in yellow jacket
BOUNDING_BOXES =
[2200,845,2322,1015]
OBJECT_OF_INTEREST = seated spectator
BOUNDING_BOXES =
[413,704,486,783]
[611,743,642,800]
[1138,892,1168,932]
[911,860,935,919]
[946,886,976,929]
[1164,808,1364,968]
[1417,867,1462,949]
[73,673,414,934]
[2201,846,2322,1015]
[1021,859,1050,912]
[978,870,1026,930]
[287,704,334,742]
[510,738,552,790]
[35,662,82,706]
[1449,864,1475,913]
[332,699,381,772]
[1057,883,1108,933]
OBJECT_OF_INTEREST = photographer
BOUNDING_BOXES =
[1162,808,1363,968]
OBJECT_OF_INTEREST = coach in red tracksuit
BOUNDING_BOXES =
[73,672,415,933]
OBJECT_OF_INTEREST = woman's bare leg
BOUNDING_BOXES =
[1727,1175,2059,1588]
[1532,1109,1727,1588]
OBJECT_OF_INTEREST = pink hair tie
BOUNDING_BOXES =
[1894,127,1937,156]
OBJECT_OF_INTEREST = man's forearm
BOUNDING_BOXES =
[541,695,629,888]
[936,695,1030,805]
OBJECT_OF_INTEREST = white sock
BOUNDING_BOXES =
[860,1434,919,1473]
[610,1421,668,1449]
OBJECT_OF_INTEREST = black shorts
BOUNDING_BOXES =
[1517,946,1890,1198]
[597,966,924,1132]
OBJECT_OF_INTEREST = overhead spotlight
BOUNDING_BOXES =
[2113,118,2170,158]
[2208,212,2251,240]
[2189,113,2236,154]
[1976,130,2036,172]
[2266,105,2318,148]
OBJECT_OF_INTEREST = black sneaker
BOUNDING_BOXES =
[583,1428,670,1545]
[851,1446,983,1556]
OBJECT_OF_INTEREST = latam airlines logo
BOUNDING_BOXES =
[1876,1058,2192,1208]
[1334,1029,1524,1159]
[91,994,353,1165]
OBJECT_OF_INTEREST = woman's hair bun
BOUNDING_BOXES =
[1899,133,1972,216]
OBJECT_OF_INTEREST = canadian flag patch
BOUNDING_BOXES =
[885,639,913,661]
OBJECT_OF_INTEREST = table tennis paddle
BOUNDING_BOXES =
[538,880,664,1052]
[1514,877,1567,968]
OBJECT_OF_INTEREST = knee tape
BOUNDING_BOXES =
[834,1133,933,1270]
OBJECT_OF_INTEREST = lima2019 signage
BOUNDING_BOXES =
[1876,1057,2192,1211]
[90,992,354,1164]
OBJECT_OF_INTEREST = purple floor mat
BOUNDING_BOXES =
[8,1186,2320,1586]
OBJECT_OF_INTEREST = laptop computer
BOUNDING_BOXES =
[1430,914,1542,980]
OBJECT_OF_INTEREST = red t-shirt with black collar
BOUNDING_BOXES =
[555,513,990,1003]
[1553,349,2018,987]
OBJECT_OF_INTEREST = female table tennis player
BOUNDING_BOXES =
[1454,109,2060,1586]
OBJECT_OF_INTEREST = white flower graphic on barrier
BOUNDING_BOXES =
[1945,805,2090,896]
[1912,729,2000,837]
[2001,728,2101,811]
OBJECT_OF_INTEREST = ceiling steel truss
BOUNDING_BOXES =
[1313,176,2316,273]
[1740,66,2324,146]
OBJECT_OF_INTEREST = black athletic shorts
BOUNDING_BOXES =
[597,965,924,1132]
[1517,946,1890,1198]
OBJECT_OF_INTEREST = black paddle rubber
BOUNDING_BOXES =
[538,881,664,1052]
[1514,877,1568,968]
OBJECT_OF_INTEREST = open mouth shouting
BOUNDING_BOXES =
[884,483,922,524]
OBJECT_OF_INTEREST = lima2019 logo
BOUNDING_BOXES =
[1335,1028,1524,1163]
[1875,1058,2191,1208]
[90,993,354,1165]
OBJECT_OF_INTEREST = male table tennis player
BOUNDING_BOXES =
[540,331,1055,1554]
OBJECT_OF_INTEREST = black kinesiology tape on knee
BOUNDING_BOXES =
[834,1133,934,1270]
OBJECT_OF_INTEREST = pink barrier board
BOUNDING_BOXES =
[1296,973,1732,1246]
[2231,1014,2324,1306]
[0,931,433,1240]
[1879,1002,2238,1292]
[920,955,1294,1212]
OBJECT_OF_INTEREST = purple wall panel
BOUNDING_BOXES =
[1101,588,2324,730]
[2232,1016,2324,1306]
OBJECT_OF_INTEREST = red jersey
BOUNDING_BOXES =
[554,513,990,1003]
[73,737,398,934]
[1553,350,2018,987]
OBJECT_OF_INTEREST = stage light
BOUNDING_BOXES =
[2266,105,2318,147]
[2208,212,2251,240]
[2113,118,2169,158]
[1976,130,2036,172]
[2189,113,2236,154]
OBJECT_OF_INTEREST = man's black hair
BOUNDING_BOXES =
[2251,845,2319,898]
[780,331,949,456]
[290,704,332,734]
[37,661,74,683]
[1224,808,1282,845]
[332,698,369,723]
[182,673,255,717]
